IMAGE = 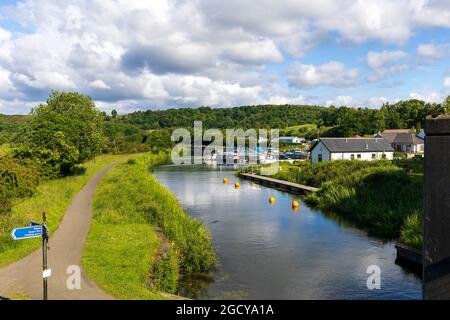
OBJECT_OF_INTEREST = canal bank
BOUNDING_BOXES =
[153,164,422,299]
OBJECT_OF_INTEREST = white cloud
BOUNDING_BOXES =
[264,95,307,105]
[368,96,388,107]
[417,43,450,61]
[326,95,357,107]
[89,79,111,90]
[444,77,450,88]
[0,0,450,113]
[222,39,283,65]
[409,91,443,103]
[366,50,409,81]
[288,61,358,88]
[0,27,11,41]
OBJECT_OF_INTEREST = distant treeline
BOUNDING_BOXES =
[119,96,449,138]
[122,105,325,130]
[2,95,449,155]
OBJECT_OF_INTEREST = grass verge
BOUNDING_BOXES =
[83,154,215,299]
[0,153,142,267]
[241,160,423,240]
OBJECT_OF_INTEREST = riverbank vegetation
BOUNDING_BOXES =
[0,91,146,266]
[0,153,138,267]
[241,160,423,241]
[83,154,216,299]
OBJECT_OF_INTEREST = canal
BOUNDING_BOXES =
[153,165,422,300]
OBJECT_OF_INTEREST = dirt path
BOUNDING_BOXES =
[0,162,119,300]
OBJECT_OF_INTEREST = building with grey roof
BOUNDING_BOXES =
[374,130,424,155]
[310,137,394,163]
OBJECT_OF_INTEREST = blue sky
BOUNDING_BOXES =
[0,0,449,114]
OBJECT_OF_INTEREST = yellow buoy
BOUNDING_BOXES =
[269,196,276,204]
[292,200,300,208]
[292,206,299,213]
[235,182,240,189]
[223,178,228,184]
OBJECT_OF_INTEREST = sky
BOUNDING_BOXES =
[0,0,449,114]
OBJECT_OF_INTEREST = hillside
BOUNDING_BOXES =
[0,114,28,144]
[123,104,325,129]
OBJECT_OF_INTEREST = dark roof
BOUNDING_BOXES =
[382,129,414,134]
[378,133,396,143]
[392,133,424,145]
[317,138,394,153]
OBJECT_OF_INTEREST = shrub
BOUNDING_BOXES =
[0,155,39,214]
[152,244,180,293]
[400,211,423,249]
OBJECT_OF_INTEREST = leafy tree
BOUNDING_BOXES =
[15,91,103,177]
[111,109,118,118]
[443,95,450,114]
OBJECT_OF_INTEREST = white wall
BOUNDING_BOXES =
[330,151,393,161]
[311,141,330,163]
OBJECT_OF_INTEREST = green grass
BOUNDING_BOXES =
[83,223,165,299]
[243,160,423,239]
[400,211,423,249]
[0,153,143,267]
[393,159,424,174]
[83,154,215,299]
[304,163,422,236]
[284,124,317,131]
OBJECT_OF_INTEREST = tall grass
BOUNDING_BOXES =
[244,160,423,238]
[304,163,422,236]
[83,153,215,299]
[400,211,423,249]
[132,155,216,272]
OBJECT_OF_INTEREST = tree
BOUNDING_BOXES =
[443,95,450,114]
[111,109,118,118]
[15,91,103,177]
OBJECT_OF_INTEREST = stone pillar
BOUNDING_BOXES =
[424,115,450,299]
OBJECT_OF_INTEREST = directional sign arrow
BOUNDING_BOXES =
[10,225,42,240]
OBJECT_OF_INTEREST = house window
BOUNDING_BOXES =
[372,154,376,159]
[318,154,323,162]
[350,154,355,160]
[357,154,361,159]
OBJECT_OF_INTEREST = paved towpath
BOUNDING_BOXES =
[0,163,119,300]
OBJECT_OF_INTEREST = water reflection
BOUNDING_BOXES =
[153,165,422,300]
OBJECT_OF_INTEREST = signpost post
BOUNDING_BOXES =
[42,212,49,301]
[10,212,50,300]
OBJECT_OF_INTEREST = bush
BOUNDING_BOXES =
[152,244,180,293]
[0,155,39,214]
[400,211,422,249]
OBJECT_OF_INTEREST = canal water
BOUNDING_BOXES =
[153,165,422,300]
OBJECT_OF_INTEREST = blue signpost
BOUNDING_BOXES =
[10,213,49,300]
[10,225,43,240]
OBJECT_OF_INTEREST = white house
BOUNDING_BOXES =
[278,136,305,144]
[374,130,424,154]
[310,138,394,163]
